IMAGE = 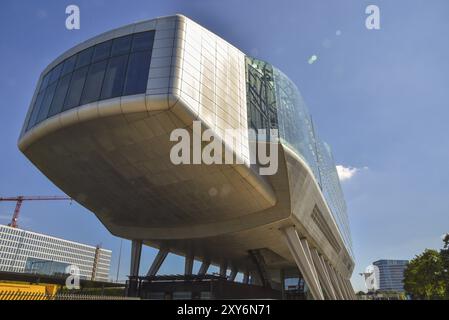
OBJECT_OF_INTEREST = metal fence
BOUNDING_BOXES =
[0,290,140,300]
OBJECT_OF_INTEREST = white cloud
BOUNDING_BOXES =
[336,165,366,181]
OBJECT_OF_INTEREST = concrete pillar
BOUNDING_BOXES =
[242,270,250,284]
[338,274,354,300]
[198,259,210,276]
[128,240,142,297]
[341,277,353,300]
[184,254,194,276]
[325,262,346,300]
[130,240,142,277]
[250,272,262,285]
[310,249,337,300]
[219,260,228,278]
[147,248,169,276]
[280,269,286,300]
[345,279,356,300]
[228,266,238,281]
[281,227,324,300]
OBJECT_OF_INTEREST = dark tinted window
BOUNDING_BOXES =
[48,63,63,85]
[27,31,155,132]
[63,66,88,110]
[81,60,108,104]
[36,82,58,124]
[111,35,132,56]
[39,73,50,92]
[75,48,93,69]
[92,40,112,62]
[27,92,45,129]
[123,51,152,95]
[101,55,128,99]
[132,32,155,52]
[61,55,77,76]
[48,74,72,117]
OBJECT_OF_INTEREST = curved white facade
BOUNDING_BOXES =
[18,15,354,299]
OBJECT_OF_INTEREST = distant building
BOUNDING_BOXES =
[0,224,111,282]
[363,259,408,292]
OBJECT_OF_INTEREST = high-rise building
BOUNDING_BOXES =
[18,15,354,299]
[373,259,408,292]
[0,224,111,282]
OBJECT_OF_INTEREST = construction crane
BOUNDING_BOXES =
[0,196,72,228]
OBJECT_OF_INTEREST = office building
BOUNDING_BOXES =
[0,224,111,281]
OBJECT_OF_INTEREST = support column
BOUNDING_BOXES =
[130,240,142,277]
[320,258,342,299]
[280,269,286,300]
[242,270,250,284]
[228,266,238,281]
[184,254,194,276]
[325,262,346,300]
[250,272,262,285]
[345,279,356,300]
[219,260,228,278]
[128,240,142,297]
[147,248,169,276]
[310,248,337,300]
[338,274,354,300]
[335,271,351,300]
[198,259,210,276]
[248,249,271,288]
[280,227,324,300]
[341,277,353,300]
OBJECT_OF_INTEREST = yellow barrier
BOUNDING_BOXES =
[0,282,59,300]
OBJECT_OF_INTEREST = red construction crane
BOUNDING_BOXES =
[0,196,72,228]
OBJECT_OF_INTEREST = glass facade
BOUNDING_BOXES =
[26,31,155,132]
[373,260,409,292]
[246,57,353,256]
[24,257,70,278]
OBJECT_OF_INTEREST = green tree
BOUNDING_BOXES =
[403,249,446,299]
[440,233,449,298]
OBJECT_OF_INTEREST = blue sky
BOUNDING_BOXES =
[1,0,449,292]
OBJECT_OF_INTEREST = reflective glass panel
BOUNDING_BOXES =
[92,40,112,62]
[81,60,108,104]
[63,66,88,110]
[26,30,155,132]
[36,82,57,124]
[111,35,132,56]
[75,47,94,69]
[27,92,45,130]
[61,55,77,76]
[123,51,151,95]
[48,63,63,85]
[39,73,50,92]
[132,32,155,52]
[48,73,72,117]
[100,55,128,99]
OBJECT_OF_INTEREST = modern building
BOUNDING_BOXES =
[0,224,111,281]
[18,15,354,299]
[373,260,408,292]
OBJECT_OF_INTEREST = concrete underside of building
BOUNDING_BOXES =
[18,15,355,299]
